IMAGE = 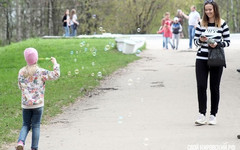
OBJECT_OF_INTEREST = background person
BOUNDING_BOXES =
[160,12,172,49]
[176,9,185,38]
[62,9,70,37]
[193,0,230,125]
[70,9,79,36]
[171,17,182,50]
[181,5,200,49]
[158,20,174,50]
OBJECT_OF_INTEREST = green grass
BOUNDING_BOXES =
[0,38,141,148]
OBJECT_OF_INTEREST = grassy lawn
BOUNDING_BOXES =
[0,38,143,148]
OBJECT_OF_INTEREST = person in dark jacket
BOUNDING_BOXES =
[62,9,70,37]
[171,17,182,50]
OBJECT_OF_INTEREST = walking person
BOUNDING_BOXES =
[62,9,70,37]
[16,48,60,150]
[194,0,230,125]
[181,5,200,49]
[70,9,79,36]
[160,12,172,49]
[171,17,182,50]
[157,20,174,50]
[176,9,185,38]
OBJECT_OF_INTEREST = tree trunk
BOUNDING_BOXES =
[16,0,22,41]
[48,0,53,35]
[36,1,41,36]
[25,0,31,38]
[231,0,237,32]
[6,5,11,44]
[236,0,240,32]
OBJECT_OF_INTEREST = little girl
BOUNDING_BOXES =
[158,20,174,50]
[16,48,60,150]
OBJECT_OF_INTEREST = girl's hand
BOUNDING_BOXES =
[51,57,57,64]
[209,42,217,48]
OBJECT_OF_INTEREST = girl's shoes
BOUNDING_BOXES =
[16,141,24,150]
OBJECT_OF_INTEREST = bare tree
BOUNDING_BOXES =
[48,0,53,35]
[236,0,240,32]
[16,0,22,41]
[231,0,238,32]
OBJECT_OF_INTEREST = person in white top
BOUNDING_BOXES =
[70,9,79,36]
[181,5,200,49]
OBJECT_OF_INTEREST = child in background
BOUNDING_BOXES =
[158,20,174,50]
[171,17,182,50]
[16,48,60,150]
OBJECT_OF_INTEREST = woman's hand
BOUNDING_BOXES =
[200,36,207,42]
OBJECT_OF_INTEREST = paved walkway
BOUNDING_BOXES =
[8,38,240,150]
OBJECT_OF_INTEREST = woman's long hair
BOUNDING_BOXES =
[64,9,69,16]
[22,64,39,78]
[70,9,76,20]
[201,1,221,28]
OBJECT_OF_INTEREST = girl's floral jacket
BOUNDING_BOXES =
[18,64,60,109]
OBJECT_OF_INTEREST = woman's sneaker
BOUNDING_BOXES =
[195,114,207,125]
[16,141,24,150]
[209,115,217,125]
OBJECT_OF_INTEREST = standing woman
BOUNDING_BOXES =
[70,9,79,36]
[62,9,70,37]
[194,0,230,125]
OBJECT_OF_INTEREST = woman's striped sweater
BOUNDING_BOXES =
[194,19,230,60]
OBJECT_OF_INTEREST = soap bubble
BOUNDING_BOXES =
[143,138,149,146]
[92,14,96,19]
[104,45,110,51]
[92,51,96,56]
[79,41,85,48]
[92,62,95,66]
[97,72,102,78]
[128,79,133,86]
[137,28,141,32]
[76,50,79,55]
[68,71,71,76]
[118,116,123,124]
[136,49,141,54]
[79,43,84,48]
[74,58,77,62]
[99,27,103,32]
[91,73,95,77]
[82,66,85,70]
[84,47,88,52]
[90,47,97,53]
[127,112,132,118]
[74,69,79,74]
[70,51,74,55]
[111,43,115,48]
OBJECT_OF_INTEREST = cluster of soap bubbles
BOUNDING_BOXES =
[104,41,115,51]
[67,40,115,78]
[90,47,97,56]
